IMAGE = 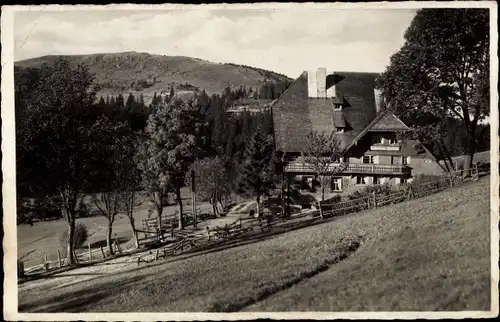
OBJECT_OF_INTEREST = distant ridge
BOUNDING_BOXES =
[15,52,293,103]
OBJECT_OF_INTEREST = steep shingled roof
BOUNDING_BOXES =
[272,71,379,153]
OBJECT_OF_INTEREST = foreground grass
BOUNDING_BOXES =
[18,177,491,312]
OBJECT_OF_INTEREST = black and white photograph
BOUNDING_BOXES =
[1,2,498,320]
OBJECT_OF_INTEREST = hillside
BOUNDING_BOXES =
[14,52,292,103]
[18,176,491,312]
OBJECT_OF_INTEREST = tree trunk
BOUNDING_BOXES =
[63,190,78,266]
[191,169,197,229]
[217,198,224,216]
[107,220,114,256]
[256,194,261,218]
[436,142,451,173]
[66,215,76,265]
[211,199,218,217]
[129,217,140,249]
[467,134,476,170]
[176,185,184,230]
[439,139,455,172]
[153,191,163,239]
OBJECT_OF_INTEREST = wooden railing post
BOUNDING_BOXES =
[100,246,105,259]
[372,191,377,208]
[57,249,62,267]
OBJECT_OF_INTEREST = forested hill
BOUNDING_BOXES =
[14,52,293,104]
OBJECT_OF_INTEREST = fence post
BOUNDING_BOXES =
[100,246,105,259]
[57,250,62,267]
[473,163,479,181]
[171,224,174,238]
[407,186,413,201]
[206,227,211,241]
[372,191,377,208]
[42,254,49,272]
[155,249,160,261]
[448,172,454,188]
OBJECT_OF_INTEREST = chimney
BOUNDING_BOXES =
[316,67,327,97]
[307,69,318,97]
[374,88,385,113]
[326,72,337,98]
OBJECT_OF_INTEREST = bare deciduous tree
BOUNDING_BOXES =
[301,131,347,219]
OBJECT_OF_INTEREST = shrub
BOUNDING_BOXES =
[59,222,89,250]
[409,174,449,197]
[323,195,342,204]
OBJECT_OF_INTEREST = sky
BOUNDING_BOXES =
[13,6,417,77]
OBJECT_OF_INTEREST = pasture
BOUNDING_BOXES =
[18,175,491,312]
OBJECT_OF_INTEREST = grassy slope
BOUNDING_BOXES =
[14,52,292,103]
[18,176,491,312]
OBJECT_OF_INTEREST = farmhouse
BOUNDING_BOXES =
[271,67,445,200]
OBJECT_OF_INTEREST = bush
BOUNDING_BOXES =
[59,222,89,250]
[409,174,449,197]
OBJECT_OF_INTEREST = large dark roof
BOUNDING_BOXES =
[272,71,380,153]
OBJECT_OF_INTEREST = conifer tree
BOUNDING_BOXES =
[237,124,275,217]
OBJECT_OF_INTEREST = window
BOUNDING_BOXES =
[335,127,344,133]
[400,178,408,184]
[355,175,364,185]
[333,103,342,111]
[363,155,374,164]
[389,134,398,144]
[372,135,382,144]
[373,176,381,185]
[331,177,342,191]
[402,156,410,165]
[301,176,314,190]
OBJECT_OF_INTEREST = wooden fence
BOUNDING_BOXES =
[20,239,124,277]
[319,167,481,218]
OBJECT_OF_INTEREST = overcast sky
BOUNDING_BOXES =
[14,7,417,77]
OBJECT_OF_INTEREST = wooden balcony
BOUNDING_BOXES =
[370,143,401,152]
[284,162,411,175]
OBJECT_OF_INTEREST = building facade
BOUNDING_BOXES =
[271,68,445,201]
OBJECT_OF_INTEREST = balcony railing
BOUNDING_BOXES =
[370,143,401,152]
[284,162,411,175]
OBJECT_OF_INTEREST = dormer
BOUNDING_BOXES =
[332,94,343,111]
